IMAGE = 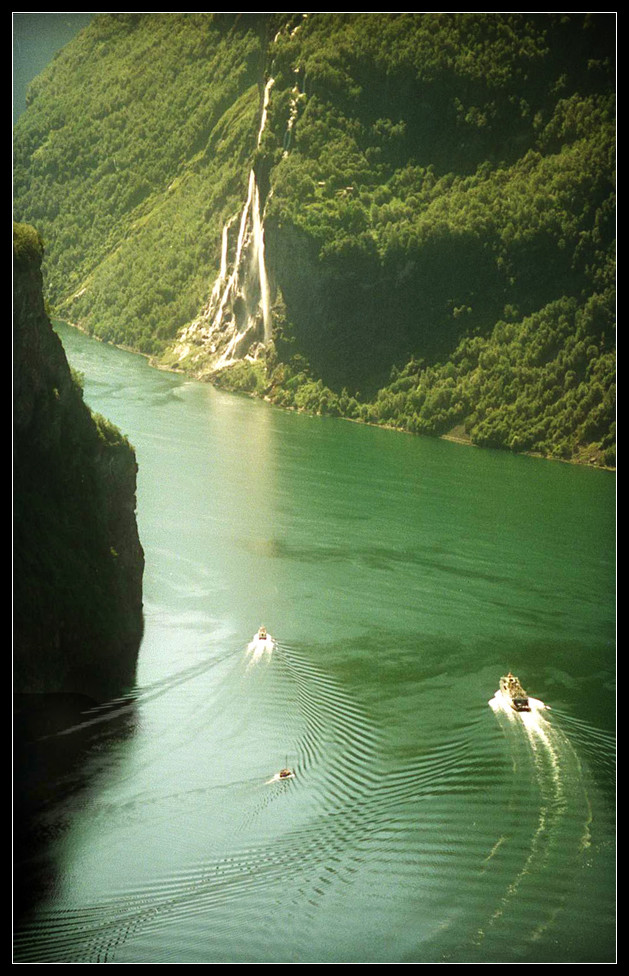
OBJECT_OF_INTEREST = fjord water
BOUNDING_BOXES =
[15,324,615,963]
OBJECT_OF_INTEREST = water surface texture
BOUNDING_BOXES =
[14,324,615,963]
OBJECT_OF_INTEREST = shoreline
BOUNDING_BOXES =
[54,320,616,474]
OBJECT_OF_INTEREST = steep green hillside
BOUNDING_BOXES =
[13,13,270,354]
[13,12,615,465]
[14,222,145,701]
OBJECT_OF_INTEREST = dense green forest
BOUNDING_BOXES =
[13,12,615,465]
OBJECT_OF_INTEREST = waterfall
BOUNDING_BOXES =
[283,71,306,156]
[257,76,274,148]
[252,178,272,343]
[169,19,314,375]
[172,78,275,372]
[210,213,238,304]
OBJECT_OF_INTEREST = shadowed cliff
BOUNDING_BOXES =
[13,222,144,701]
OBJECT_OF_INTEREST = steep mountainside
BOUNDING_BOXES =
[13,12,615,465]
[14,222,144,701]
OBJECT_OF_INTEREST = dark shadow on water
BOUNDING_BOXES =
[241,536,549,594]
[13,692,137,929]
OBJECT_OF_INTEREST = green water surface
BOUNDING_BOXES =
[14,323,616,963]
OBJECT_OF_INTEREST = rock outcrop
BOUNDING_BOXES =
[13,222,144,702]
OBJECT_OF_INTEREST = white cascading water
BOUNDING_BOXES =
[172,78,275,371]
[283,69,306,156]
[171,16,309,374]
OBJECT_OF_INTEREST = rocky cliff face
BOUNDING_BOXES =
[13,223,144,701]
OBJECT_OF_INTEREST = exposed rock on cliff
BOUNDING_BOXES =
[13,222,144,701]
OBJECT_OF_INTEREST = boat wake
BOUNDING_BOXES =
[12,635,385,963]
[13,643,611,964]
[246,631,275,666]
[472,682,602,959]
[488,689,549,718]
[264,769,295,785]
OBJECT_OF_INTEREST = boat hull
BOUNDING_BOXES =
[499,675,531,712]
[508,696,531,712]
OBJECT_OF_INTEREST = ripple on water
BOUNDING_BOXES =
[14,636,614,964]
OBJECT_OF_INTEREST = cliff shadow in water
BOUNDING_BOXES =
[13,692,138,927]
[13,223,145,928]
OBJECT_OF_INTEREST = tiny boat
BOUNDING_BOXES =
[246,626,274,662]
[499,672,531,712]
[265,765,295,784]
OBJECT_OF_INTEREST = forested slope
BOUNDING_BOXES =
[13,12,615,465]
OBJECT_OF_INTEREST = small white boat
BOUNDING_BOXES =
[246,626,275,663]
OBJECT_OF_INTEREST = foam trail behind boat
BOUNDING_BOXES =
[246,631,275,666]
